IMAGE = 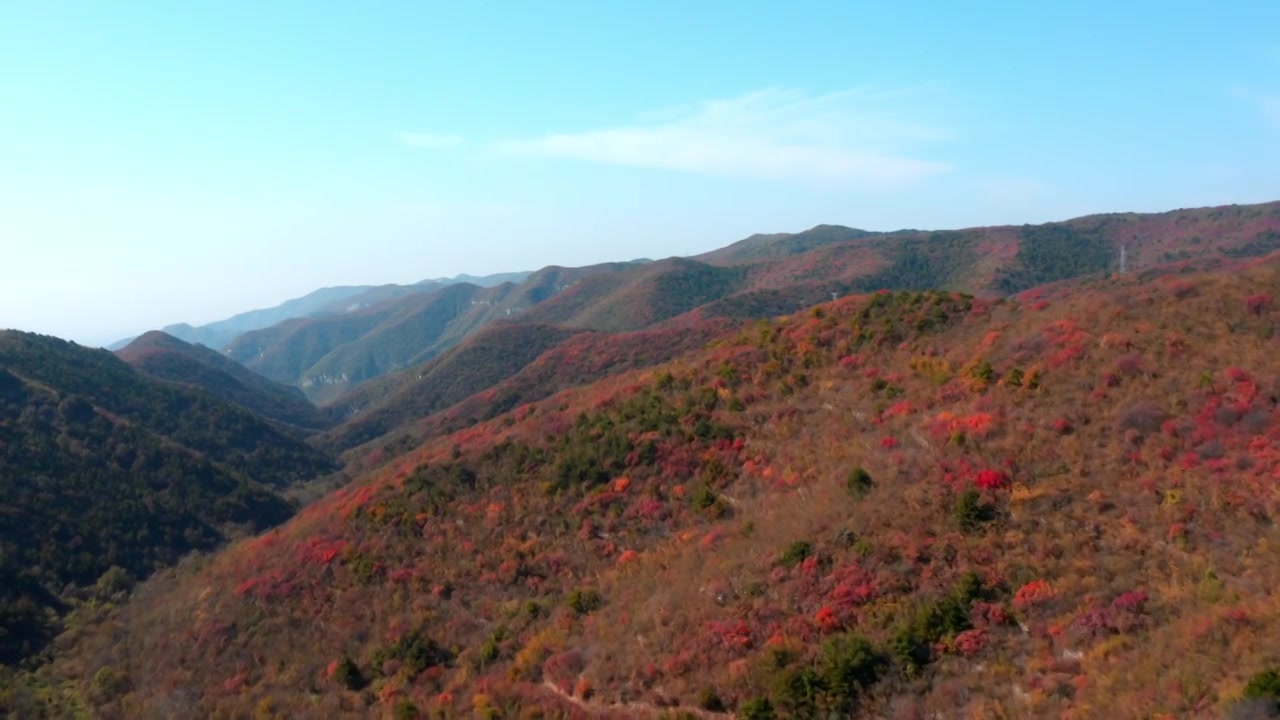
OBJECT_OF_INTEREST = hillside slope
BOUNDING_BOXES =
[319,322,588,452]
[329,319,734,469]
[117,331,333,431]
[521,258,752,332]
[224,303,404,386]
[696,224,876,265]
[219,263,644,403]
[296,283,522,404]
[32,253,1280,718]
[699,201,1280,296]
[0,332,337,666]
[0,333,335,488]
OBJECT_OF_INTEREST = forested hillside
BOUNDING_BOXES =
[18,251,1280,719]
[117,331,333,431]
[0,333,337,667]
[0,333,334,488]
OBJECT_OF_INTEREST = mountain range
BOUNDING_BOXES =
[4,200,1280,718]
[111,202,1280,413]
[106,271,534,352]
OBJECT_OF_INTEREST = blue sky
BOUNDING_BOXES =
[2,1,1278,345]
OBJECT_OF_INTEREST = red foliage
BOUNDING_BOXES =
[953,629,987,657]
[827,574,877,612]
[1013,580,1055,610]
[1223,607,1251,625]
[884,400,913,419]
[814,606,842,633]
[974,469,1010,490]
[880,436,899,449]
[543,650,585,692]
[1112,590,1148,613]
[1050,345,1086,367]
[838,354,864,369]
[1166,280,1197,299]
[378,683,405,705]
[969,601,1009,628]
[222,672,247,693]
[705,620,754,651]
[633,497,669,522]
[298,537,349,566]
[1245,293,1272,315]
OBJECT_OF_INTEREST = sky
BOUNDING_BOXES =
[2,1,1279,346]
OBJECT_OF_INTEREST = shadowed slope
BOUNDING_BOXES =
[0,332,325,665]
[117,331,332,431]
[0,332,334,488]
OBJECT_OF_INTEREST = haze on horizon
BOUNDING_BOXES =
[2,1,1278,346]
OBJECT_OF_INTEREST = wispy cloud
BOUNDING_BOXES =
[396,131,464,149]
[494,88,954,186]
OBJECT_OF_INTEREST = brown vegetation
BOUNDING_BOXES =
[11,250,1280,718]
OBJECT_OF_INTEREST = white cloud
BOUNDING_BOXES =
[396,131,464,149]
[494,88,954,186]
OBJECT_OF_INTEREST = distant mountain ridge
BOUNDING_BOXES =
[226,261,649,402]
[106,270,533,351]
[110,201,1280,411]
[93,197,1214,417]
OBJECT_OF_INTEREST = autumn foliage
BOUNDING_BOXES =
[16,244,1280,719]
